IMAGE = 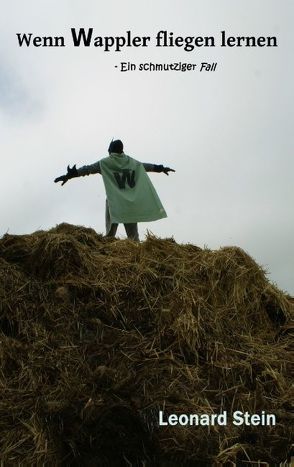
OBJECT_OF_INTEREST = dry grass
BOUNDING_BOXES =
[0,223,292,465]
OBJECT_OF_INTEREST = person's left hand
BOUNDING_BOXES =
[54,174,68,185]
[54,164,78,185]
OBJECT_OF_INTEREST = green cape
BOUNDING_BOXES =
[99,153,167,223]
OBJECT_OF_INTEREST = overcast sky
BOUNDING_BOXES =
[1,1,293,294]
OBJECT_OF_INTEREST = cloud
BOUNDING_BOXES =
[0,61,43,119]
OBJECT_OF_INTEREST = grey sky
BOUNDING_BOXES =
[1,1,293,294]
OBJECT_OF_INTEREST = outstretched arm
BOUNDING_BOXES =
[54,161,101,185]
[54,165,78,185]
[143,163,175,175]
[77,161,101,176]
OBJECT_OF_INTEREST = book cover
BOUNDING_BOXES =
[0,1,293,464]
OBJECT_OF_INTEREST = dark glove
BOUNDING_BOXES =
[153,164,176,175]
[54,165,78,186]
[162,166,175,176]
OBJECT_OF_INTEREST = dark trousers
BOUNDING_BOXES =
[105,201,139,241]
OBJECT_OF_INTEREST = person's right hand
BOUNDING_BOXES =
[163,167,176,175]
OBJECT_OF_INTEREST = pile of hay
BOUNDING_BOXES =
[0,223,292,465]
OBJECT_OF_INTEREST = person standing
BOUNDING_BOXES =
[54,139,175,241]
